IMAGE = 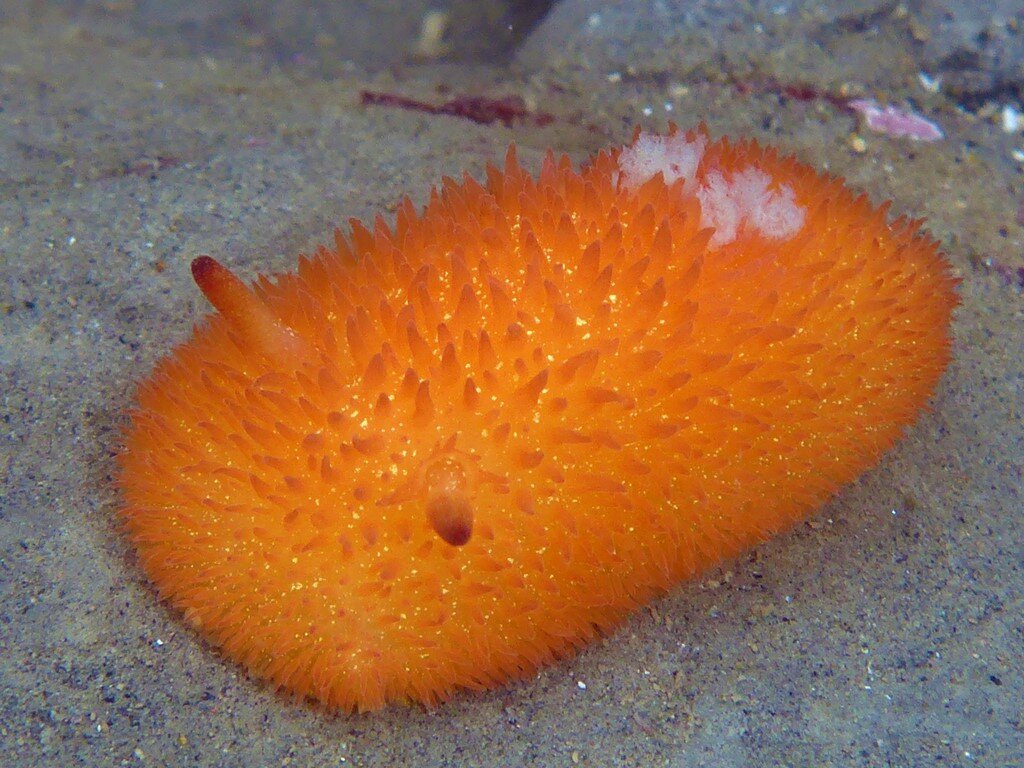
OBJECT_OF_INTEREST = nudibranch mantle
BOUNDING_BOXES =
[118,125,956,712]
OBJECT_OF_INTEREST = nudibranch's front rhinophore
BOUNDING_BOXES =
[119,127,957,711]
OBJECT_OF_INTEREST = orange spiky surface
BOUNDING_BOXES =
[119,126,957,711]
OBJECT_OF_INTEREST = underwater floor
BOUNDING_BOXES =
[2,2,1022,766]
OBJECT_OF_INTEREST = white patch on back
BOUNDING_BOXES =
[617,131,806,249]
[617,132,706,194]
[696,167,804,248]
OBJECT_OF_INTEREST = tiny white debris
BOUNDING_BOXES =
[918,72,941,93]
[577,680,587,690]
[642,105,653,117]
[1002,104,1023,133]
[1011,148,1024,163]
[413,10,450,58]
[606,71,622,83]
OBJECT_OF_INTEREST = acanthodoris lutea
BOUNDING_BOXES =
[119,126,956,711]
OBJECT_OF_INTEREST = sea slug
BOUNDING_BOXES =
[119,125,957,711]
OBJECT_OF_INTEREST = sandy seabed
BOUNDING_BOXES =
[2,2,1021,766]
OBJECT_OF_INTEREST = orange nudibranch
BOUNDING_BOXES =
[119,126,957,712]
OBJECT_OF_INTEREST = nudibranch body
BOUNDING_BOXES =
[119,126,956,711]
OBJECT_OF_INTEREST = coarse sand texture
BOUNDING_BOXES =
[119,126,957,711]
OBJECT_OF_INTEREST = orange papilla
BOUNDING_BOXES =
[118,127,957,711]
